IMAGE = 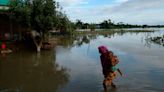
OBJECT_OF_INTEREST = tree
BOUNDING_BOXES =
[83,23,89,29]
[9,0,74,52]
[9,0,31,28]
[89,24,96,31]
[75,19,83,29]
[30,0,56,52]
[54,10,75,35]
[100,19,114,29]
[31,0,55,33]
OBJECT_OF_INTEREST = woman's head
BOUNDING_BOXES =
[98,45,108,55]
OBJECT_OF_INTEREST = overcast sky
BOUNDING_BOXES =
[56,0,164,25]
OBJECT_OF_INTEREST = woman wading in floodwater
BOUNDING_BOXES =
[98,46,123,92]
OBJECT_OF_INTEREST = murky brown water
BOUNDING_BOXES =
[0,28,164,92]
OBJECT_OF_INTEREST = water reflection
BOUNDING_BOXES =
[51,29,163,49]
[0,49,69,92]
[53,28,164,92]
[0,28,164,92]
[51,31,150,48]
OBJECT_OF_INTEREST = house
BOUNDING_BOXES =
[0,0,9,10]
[0,0,30,52]
[0,0,11,41]
[0,0,29,41]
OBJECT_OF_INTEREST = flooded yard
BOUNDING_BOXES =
[0,28,164,92]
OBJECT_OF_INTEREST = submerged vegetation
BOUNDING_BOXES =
[148,35,164,47]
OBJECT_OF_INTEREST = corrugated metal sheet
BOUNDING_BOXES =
[0,0,9,6]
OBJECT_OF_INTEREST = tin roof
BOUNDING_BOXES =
[0,0,9,6]
[0,0,9,11]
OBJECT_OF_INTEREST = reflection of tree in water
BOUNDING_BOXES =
[51,32,115,47]
[76,35,90,46]
[0,49,69,92]
[116,31,145,36]
[53,31,156,48]
[53,34,99,47]
[75,34,99,46]
[56,36,75,48]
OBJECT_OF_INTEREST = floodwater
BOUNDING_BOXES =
[0,28,164,92]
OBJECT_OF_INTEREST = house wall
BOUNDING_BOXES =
[0,14,11,40]
[0,14,29,41]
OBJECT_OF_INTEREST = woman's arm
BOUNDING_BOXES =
[117,68,123,76]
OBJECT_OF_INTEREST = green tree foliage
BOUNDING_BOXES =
[9,0,31,27]
[89,24,96,31]
[9,0,75,52]
[100,19,114,29]
[74,19,164,30]
[75,19,83,29]
[83,23,89,29]
[75,20,95,30]
[31,0,55,33]
[55,11,75,34]
[9,0,74,35]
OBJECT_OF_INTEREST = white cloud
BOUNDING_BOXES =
[56,0,88,7]
[112,0,164,13]
[57,0,164,24]
[115,0,129,3]
[102,0,164,24]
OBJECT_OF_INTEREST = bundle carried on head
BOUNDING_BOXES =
[98,45,119,66]
[98,45,109,55]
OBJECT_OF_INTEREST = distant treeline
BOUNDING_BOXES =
[75,19,164,29]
